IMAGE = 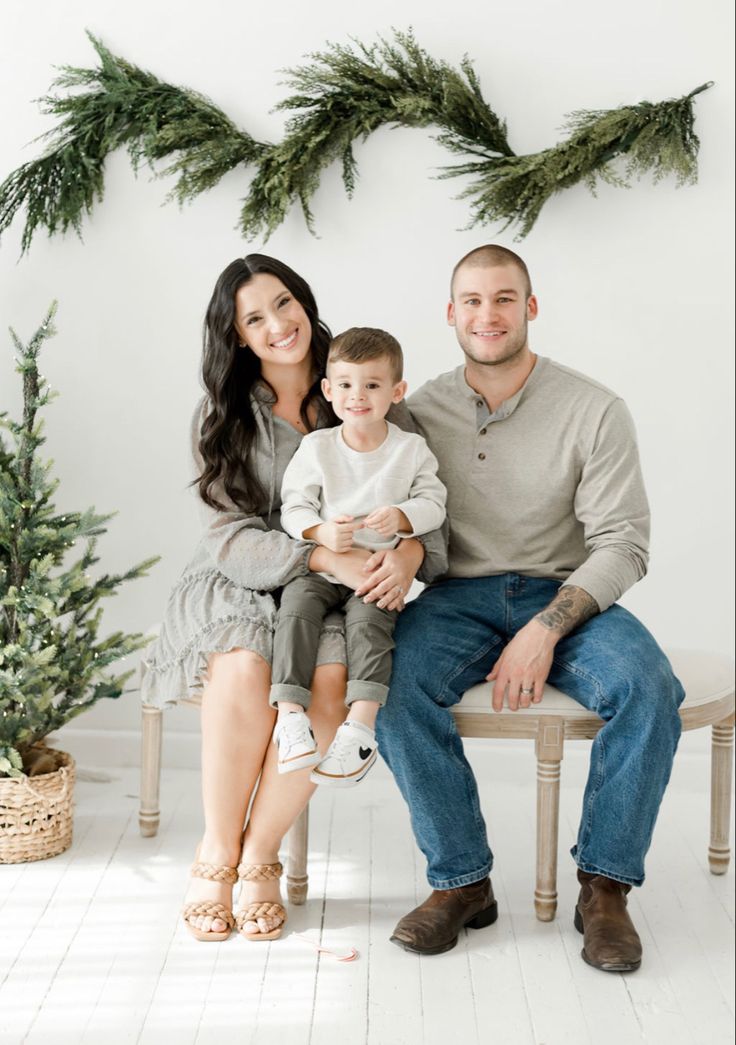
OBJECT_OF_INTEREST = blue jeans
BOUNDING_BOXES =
[376,575,685,889]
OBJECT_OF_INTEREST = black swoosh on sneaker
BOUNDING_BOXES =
[359,746,373,761]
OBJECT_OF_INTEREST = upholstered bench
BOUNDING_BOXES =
[139,648,734,921]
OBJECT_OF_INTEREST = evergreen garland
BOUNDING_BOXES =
[0,304,158,777]
[0,33,266,253]
[241,30,514,239]
[0,31,713,251]
[440,83,713,237]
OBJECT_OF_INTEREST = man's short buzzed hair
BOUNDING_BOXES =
[451,244,532,299]
[328,326,404,382]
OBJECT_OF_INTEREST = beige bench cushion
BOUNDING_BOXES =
[455,648,735,718]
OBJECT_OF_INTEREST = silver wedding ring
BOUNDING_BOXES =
[520,687,534,696]
[396,585,404,594]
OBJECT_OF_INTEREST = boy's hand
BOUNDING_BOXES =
[314,515,362,553]
[363,506,412,538]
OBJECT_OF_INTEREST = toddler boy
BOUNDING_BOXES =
[271,327,446,786]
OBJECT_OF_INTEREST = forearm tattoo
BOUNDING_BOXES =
[534,585,600,637]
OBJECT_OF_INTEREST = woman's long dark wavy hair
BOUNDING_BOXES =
[197,254,333,512]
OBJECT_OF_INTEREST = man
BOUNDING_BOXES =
[376,244,684,972]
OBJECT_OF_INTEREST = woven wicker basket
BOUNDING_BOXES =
[0,749,75,863]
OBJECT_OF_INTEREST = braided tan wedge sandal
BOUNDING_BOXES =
[182,859,238,942]
[235,861,287,942]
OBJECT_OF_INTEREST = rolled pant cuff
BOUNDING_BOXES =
[572,851,644,888]
[345,680,388,706]
[269,683,311,710]
[427,860,493,890]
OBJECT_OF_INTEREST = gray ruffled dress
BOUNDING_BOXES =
[140,384,346,708]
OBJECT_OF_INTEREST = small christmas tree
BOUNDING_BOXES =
[0,304,158,777]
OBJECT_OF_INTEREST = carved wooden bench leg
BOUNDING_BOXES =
[535,717,565,922]
[287,805,309,904]
[708,713,735,874]
[140,705,163,837]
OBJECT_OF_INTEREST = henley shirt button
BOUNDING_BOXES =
[480,428,487,435]
[478,452,486,460]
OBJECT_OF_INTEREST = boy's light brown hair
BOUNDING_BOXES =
[327,327,404,383]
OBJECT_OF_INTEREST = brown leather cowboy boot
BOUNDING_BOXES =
[574,869,642,972]
[390,877,498,955]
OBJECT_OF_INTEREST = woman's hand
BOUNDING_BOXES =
[356,538,425,611]
[309,545,372,590]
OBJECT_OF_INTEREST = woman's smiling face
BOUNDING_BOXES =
[234,272,313,368]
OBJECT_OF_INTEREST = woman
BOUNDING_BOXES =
[141,255,427,942]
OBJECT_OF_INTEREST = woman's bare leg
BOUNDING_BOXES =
[185,648,273,934]
[238,662,347,934]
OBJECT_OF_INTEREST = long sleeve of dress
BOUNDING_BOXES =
[191,399,313,592]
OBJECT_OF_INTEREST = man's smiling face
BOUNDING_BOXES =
[447,262,538,367]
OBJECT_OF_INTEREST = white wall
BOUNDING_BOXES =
[1,0,733,757]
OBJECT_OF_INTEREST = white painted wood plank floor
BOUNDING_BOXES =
[1,743,733,1045]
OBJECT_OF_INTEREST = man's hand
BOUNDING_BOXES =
[486,619,557,711]
[489,618,556,710]
[362,506,412,537]
[487,585,600,711]
[308,546,372,589]
[356,538,424,611]
[306,515,362,553]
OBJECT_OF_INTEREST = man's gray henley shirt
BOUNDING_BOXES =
[408,356,650,613]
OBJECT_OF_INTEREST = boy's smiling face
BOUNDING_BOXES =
[322,357,407,429]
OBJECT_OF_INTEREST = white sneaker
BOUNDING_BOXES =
[274,711,321,774]
[310,721,378,788]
